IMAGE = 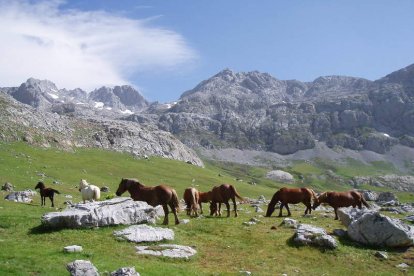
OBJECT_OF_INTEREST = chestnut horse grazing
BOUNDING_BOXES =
[312,191,369,220]
[116,178,180,225]
[198,191,212,214]
[209,184,244,217]
[183,187,200,217]
[35,181,60,207]
[265,187,317,217]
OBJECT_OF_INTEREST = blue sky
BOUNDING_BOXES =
[1,1,414,102]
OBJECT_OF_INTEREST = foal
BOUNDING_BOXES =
[35,181,60,207]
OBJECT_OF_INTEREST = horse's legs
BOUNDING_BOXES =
[278,203,284,217]
[285,204,291,216]
[162,204,169,225]
[305,201,312,215]
[50,196,54,207]
[225,201,231,217]
[218,203,222,216]
[199,203,203,214]
[334,208,338,220]
[232,198,238,217]
[168,202,180,225]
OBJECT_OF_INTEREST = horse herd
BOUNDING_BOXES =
[34,178,370,225]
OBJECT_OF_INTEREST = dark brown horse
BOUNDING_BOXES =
[209,184,244,217]
[265,187,317,217]
[115,178,180,225]
[183,187,200,217]
[34,181,60,207]
[312,191,369,220]
[198,191,212,214]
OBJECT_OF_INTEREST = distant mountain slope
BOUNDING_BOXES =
[0,93,203,166]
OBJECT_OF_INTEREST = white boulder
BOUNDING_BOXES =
[136,244,197,259]
[41,197,159,228]
[66,260,99,276]
[265,170,294,183]
[4,190,36,203]
[293,224,337,249]
[113,225,174,243]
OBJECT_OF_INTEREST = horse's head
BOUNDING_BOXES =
[312,192,325,210]
[116,178,132,196]
[35,181,44,190]
[79,179,89,191]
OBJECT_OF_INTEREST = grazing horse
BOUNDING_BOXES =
[183,187,200,217]
[35,181,60,207]
[116,178,180,225]
[312,191,369,220]
[265,187,317,217]
[198,191,212,214]
[79,179,101,204]
[209,184,244,217]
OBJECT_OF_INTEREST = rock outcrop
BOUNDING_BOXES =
[348,212,414,247]
[4,190,36,203]
[265,170,294,183]
[66,260,99,276]
[41,198,159,228]
[135,244,197,259]
[292,224,337,249]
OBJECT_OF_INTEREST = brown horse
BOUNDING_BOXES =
[265,187,317,217]
[183,187,200,217]
[34,181,60,207]
[312,191,369,220]
[198,191,212,214]
[209,184,244,217]
[115,178,180,225]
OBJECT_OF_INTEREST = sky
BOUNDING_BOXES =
[0,0,414,102]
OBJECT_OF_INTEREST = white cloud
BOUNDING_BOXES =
[0,0,197,90]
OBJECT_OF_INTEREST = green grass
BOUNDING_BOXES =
[0,142,413,275]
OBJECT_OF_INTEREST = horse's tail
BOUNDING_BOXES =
[94,187,101,201]
[52,189,60,194]
[265,191,279,217]
[171,189,180,213]
[230,185,244,202]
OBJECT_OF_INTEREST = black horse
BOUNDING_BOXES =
[35,182,60,207]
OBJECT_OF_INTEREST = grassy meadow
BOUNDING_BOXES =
[0,142,413,275]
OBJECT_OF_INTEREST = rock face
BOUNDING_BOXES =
[113,225,174,243]
[337,207,371,227]
[292,224,337,249]
[4,190,36,203]
[348,212,414,247]
[66,260,99,276]
[41,198,159,228]
[135,244,197,259]
[353,176,414,192]
[265,170,294,183]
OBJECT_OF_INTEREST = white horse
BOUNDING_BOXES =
[79,179,101,203]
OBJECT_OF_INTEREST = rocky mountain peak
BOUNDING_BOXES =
[378,63,414,88]
[11,78,60,108]
[113,85,148,109]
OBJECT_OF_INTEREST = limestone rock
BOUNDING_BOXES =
[1,182,14,192]
[337,207,372,227]
[66,260,99,276]
[293,224,337,249]
[64,245,83,253]
[348,212,414,247]
[265,170,294,183]
[41,197,159,228]
[113,225,174,243]
[111,267,140,276]
[136,244,197,259]
[4,190,36,203]
[281,218,298,229]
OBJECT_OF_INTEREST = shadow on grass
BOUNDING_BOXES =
[28,224,66,235]
[285,236,336,253]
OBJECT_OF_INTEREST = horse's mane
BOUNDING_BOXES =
[318,192,328,201]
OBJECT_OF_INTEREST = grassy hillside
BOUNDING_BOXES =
[0,142,413,275]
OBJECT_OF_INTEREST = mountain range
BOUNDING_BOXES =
[1,63,414,167]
